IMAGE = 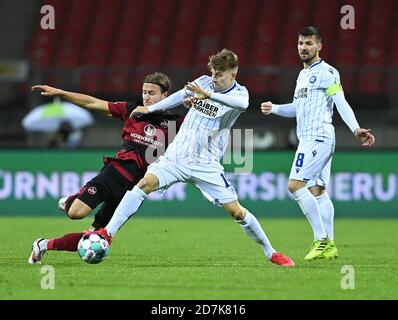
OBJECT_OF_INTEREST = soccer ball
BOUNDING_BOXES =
[77,233,110,264]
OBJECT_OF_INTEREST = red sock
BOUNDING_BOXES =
[48,233,83,251]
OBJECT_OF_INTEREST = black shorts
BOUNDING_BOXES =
[76,163,142,228]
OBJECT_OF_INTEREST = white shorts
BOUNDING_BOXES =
[147,155,238,205]
[289,141,335,187]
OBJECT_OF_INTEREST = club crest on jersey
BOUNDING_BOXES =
[160,119,168,128]
[88,186,97,195]
[312,150,317,157]
[309,75,317,84]
[144,124,156,136]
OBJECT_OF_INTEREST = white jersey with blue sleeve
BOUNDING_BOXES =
[149,75,249,163]
[293,60,343,145]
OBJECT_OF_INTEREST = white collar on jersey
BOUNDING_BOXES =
[309,59,323,69]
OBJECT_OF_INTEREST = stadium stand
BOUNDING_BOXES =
[0,0,396,148]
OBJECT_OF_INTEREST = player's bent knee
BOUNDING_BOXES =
[233,208,246,220]
[288,180,306,193]
[223,201,246,220]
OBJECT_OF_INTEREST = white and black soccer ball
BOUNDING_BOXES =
[77,233,109,264]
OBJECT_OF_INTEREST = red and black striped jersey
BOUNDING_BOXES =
[104,101,184,182]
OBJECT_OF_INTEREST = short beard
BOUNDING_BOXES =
[300,53,316,63]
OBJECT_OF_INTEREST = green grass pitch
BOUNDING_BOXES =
[1,216,397,300]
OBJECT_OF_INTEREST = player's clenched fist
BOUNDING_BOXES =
[260,101,273,115]
[354,128,376,147]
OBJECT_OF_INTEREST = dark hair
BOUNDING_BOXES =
[207,48,239,72]
[143,72,172,93]
[298,26,322,43]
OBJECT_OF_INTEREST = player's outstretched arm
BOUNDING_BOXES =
[31,85,110,115]
[261,101,296,117]
[332,92,375,147]
[186,81,249,110]
[354,128,375,147]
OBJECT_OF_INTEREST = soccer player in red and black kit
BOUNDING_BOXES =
[28,72,184,264]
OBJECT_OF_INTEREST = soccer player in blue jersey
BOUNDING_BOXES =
[97,49,294,267]
[261,27,375,261]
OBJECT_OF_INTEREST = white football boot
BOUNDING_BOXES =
[28,238,47,264]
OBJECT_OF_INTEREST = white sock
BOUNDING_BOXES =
[105,186,147,237]
[39,239,48,250]
[316,192,334,240]
[236,210,276,259]
[293,187,327,240]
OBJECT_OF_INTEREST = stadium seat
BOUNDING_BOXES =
[167,0,202,67]
[81,0,122,67]
[80,70,104,94]
[335,0,370,68]
[29,0,69,66]
[356,71,382,95]
[54,0,95,67]
[278,0,312,67]
[108,0,147,67]
[193,0,231,66]
[244,73,269,95]
[105,71,131,95]
[136,0,177,67]
[223,0,257,65]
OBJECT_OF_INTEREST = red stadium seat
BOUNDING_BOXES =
[278,0,312,67]
[193,0,230,66]
[136,0,177,67]
[108,0,147,67]
[224,0,257,65]
[53,0,95,67]
[105,71,131,95]
[167,0,203,67]
[29,0,69,66]
[81,0,122,67]
[80,70,104,94]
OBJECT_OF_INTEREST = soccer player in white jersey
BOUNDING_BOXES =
[96,49,294,267]
[260,27,375,261]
